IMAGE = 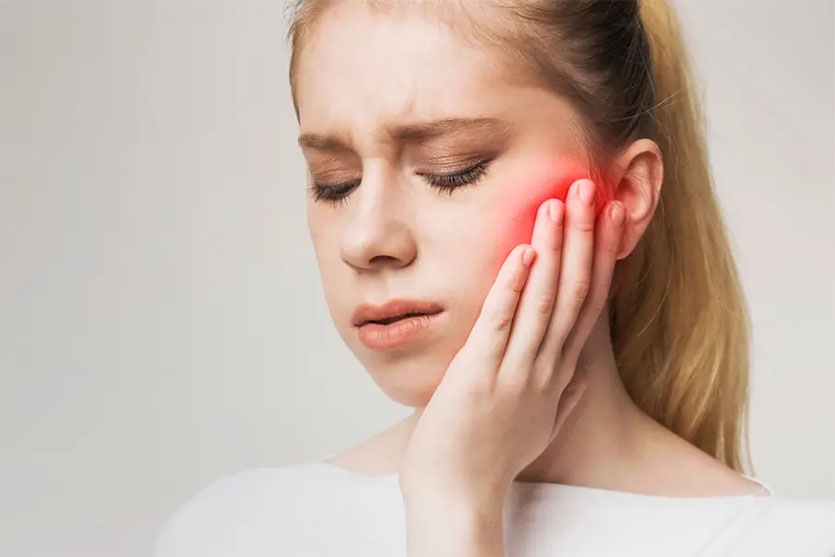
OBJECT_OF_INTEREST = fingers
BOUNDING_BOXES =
[461,243,536,374]
[535,179,599,384]
[497,196,564,384]
[460,177,623,399]
[559,198,625,369]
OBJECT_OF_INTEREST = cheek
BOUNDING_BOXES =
[486,158,603,271]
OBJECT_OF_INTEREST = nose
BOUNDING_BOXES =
[339,169,417,273]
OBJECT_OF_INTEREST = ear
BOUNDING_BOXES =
[609,138,664,260]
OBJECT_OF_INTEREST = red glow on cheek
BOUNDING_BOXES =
[492,159,608,265]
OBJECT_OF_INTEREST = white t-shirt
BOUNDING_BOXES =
[154,458,835,556]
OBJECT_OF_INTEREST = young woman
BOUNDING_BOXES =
[155,0,834,555]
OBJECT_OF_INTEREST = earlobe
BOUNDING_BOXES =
[610,139,664,259]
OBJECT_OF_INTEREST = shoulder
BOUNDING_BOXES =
[727,496,835,556]
[152,464,321,557]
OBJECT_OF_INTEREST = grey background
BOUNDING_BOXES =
[0,1,832,556]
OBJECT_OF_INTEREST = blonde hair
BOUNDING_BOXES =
[284,0,754,474]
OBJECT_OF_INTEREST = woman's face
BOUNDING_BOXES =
[295,3,598,406]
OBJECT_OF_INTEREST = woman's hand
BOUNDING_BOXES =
[399,178,626,512]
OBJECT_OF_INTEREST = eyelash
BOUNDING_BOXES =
[308,159,493,207]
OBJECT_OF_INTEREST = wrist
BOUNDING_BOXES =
[402,494,505,556]
[399,474,509,515]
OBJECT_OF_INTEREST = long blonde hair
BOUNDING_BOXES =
[284,0,754,474]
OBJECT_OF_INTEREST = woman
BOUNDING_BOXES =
[155,0,834,555]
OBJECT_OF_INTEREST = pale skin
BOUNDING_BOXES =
[294,2,767,555]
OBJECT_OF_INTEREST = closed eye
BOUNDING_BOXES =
[308,158,493,207]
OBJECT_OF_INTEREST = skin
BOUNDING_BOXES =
[398,181,622,556]
[294,2,767,553]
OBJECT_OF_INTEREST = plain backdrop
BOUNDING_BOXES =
[0,1,833,556]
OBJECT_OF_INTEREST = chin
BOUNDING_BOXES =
[363,352,450,407]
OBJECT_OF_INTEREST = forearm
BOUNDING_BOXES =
[403,495,505,557]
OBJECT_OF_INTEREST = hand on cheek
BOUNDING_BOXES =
[399,171,626,511]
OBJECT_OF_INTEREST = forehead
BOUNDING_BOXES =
[292,1,536,148]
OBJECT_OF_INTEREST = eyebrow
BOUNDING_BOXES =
[297,117,513,152]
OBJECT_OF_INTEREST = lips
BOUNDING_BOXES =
[368,312,428,325]
[351,299,444,328]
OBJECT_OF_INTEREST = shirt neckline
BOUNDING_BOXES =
[311,460,774,501]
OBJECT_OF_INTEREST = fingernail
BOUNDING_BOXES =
[522,247,536,267]
[548,199,562,223]
[578,180,595,207]
[610,202,624,226]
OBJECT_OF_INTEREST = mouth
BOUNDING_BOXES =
[364,311,438,326]
[354,309,446,351]
[351,299,445,328]
[351,299,445,351]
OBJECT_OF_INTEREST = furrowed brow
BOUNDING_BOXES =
[385,117,512,143]
[298,117,512,152]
